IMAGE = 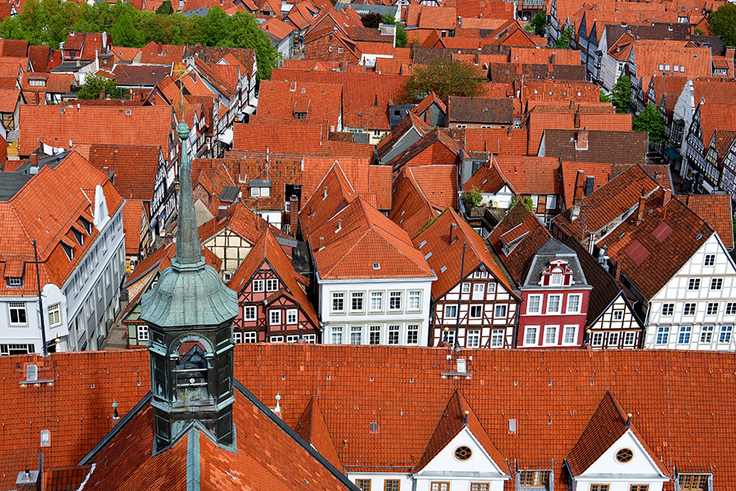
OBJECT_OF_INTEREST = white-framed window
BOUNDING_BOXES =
[408,291,421,311]
[389,291,402,311]
[688,278,700,290]
[707,303,719,316]
[388,325,400,345]
[613,310,623,321]
[252,279,264,292]
[491,329,503,347]
[684,303,696,316]
[445,305,457,318]
[592,332,603,346]
[546,295,561,314]
[609,332,619,346]
[266,279,278,291]
[678,326,692,344]
[7,277,22,287]
[487,282,496,293]
[270,336,284,343]
[704,254,715,265]
[543,326,558,345]
[527,295,541,314]
[48,304,61,326]
[662,303,674,315]
[701,326,714,343]
[719,325,732,343]
[269,309,281,325]
[370,292,383,311]
[656,326,669,344]
[304,334,316,343]
[137,325,149,341]
[407,324,419,344]
[550,273,563,286]
[244,332,257,343]
[472,283,485,300]
[332,326,343,344]
[566,294,581,313]
[524,326,538,346]
[624,332,636,345]
[351,292,364,312]
[461,283,471,293]
[470,305,482,318]
[286,309,297,324]
[233,331,243,343]
[9,302,26,325]
[467,330,480,348]
[287,335,299,343]
[369,325,381,344]
[244,306,257,320]
[495,304,507,318]
[563,325,576,344]
[351,326,362,344]
[711,278,723,290]
[727,303,736,315]
[332,292,345,313]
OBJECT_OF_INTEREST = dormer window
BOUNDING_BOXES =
[519,470,550,488]
[7,277,22,287]
[550,272,563,285]
[61,242,74,260]
[79,216,92,234]
[679,475,709,491]
[71,228,84,246]
[540,259,574,287]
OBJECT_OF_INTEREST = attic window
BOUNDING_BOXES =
[125,109,131,115]
[29,79,45,87]
[61,242,74,260]
[369,421,378,433]
[615,448,633,463]
[373,262,380,270]
[7,277,22,287]
[79,217,92,234]
[454,446,472,461]
[40,430,50,447]
[71,228,84,246]
[27,364,38,381]
[418,240,427,249]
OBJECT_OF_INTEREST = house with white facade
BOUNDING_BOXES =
[0,151,125,354]
[595,188,736,350]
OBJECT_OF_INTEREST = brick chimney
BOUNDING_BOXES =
[613,260,622,281]
[636,193,646,225]
[450,222,457,243]
[218,206,228,222]
[574,106,581,128]
[16,470,40,491]
[289,195,299,235]
[575,129,589,150]
[30,153,38,168]
[661,188,672,207]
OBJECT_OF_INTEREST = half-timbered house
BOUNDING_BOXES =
[227,229,319,343]
[413,208,520,348]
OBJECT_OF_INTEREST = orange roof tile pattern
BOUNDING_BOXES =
[463,158,516,195]
[309,197,435,280]
[258,80,343,131]
[294,397,345,472]
[87,144,161,201]
[389,166,440,239]
[409,164,458,209]
[631,41,712,88]
[495,156,561,196]
[3,347,736,489]
[677,193,733,249]
[413,208,515,299]
[121,199,145,256]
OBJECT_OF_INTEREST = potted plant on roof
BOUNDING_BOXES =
[461,186,485,217]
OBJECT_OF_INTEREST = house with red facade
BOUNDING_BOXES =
[516,238,591,348]
[227,228,319,344]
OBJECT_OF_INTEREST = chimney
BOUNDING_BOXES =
[15,470,40,491]
[323,186,328,200]
[218,206,228,221]
[662,188,672,207]
[636,193,646,225]
[450,222,457,243]
[575,129,589,150]
[102,31,108,51]
[571,197,582,221]
[574,169,585,199]
[614,260,622,281]
[569,99,575,108]
[289,195,299,235]
[574,106,580,128]
[30,153,38,168]
[550,52,556,64]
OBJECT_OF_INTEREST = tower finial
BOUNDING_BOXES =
[173,122,203,268]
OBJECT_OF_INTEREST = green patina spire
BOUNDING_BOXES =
[174,122,203,268]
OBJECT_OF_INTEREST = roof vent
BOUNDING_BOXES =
[508,418,517,434]
[40,430,50,447]
[373,262,380,270]
[456,358,466,373]
[696,233,703,240]
[369,421,378,433]
[26,365,38,381]
[126,109,131,115]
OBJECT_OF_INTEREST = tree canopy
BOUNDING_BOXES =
[554,26,574,49]
[531,12,546,36]
[633,102,665,144]
[611,75,632,113]
[77,74,126,99]
[0,2,281,79]
[708,3,736,46]
[381,14,407,48]
[397,58,485,103]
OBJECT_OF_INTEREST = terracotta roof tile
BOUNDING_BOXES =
[343,105,390,130]
[677,193,733,249]
[258,80,342,131]
[86,144,161,201]
[463,157,515,195]
[390,166,441,238]
[494,156,561,196]
[121,199,145,256]
[409,164,458,209]
[260,16,297,40]
[294,397,344,472]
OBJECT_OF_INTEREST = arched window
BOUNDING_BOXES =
[174,341,210,402]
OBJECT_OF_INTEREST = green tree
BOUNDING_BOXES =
[633,102,665,144]
[202,6,228,46]
[361,12,382,29]
[554,26,574,49]
[461,186,484,208]
[531,11,546,36]
[708,3,736,46]
[110,4,146,47]
[220,12,281,80]
[611,75,632,113]
[694,27,704,35]
[156,0,174,15]
[77,74,120,99]
[382,14,407,48]
[599,90,611,103]
[397,58,485,103]
[45,0,79,48]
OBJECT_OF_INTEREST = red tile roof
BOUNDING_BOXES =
[232,120,325,154]
[463,157,516,195]
[198,202,290,251]
[121,199,145,256]
[87,144,161,201]
[462,127,528,155]
[18,105,173,157]
[390,166,441,239]
[414,208,515,299]
[495,156,561,196]
[677,193,733,249]
[294,397,344,472]
[342,104,390,130]
[258,80,343,131]
[0,88,20,112]
[632,41,712,89]
[260,16,297,40]
[309,197,435,280]
[509,47,583,66]
[409,164,458,209]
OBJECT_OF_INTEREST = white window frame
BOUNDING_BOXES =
[543,325,558,345]
[233,331,243,343]
[445,304,457,318]
[591,332,604,346]
[270,335,284,343]
[9,302,27,326]
[524,326,539,346]
[389,291,402,311]
[546,294,561,314]
[527,294,541,314]
[487,282,496,293]
[408,290,421,311]
[269,309,281,326]
[388,325,400,345]
[566,294,581,314]
[48,303,61,326]
[351,326,362,344]
[467,329,480,348]
[351,292,364,312]
[266,278,278,291]
[407,324,419,344]
[491,329,503,347]
[461,283,471,293]
[495,304,507,319]
[252,279,264,292]
[472,283,485,300]
[244,306,256,321]
[370,292,383,312]
[244,332,257,343]
[286,309,298,324]
[137,325,149,341]
[470,305,483,319]
[562,325,577,345]
[332,326,343,344]
[332,292,345,313]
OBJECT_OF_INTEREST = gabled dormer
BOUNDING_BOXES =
[413,391,510,491]
[538,258,575,287]
[566,392,671,491]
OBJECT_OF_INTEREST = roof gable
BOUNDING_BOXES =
[294,397,344,472]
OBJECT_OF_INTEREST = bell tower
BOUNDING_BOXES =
[141,122,239,452]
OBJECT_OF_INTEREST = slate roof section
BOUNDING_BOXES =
[542,128,648,165]
[566,391,670,477]
[413,208,515,300]
[414,390,508,474]
[488,201,551,284]
[677,193,733,249]
[522,237,588,288]
[597,189,714,299]
[447,96,514,125]
[309,197,435,280]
